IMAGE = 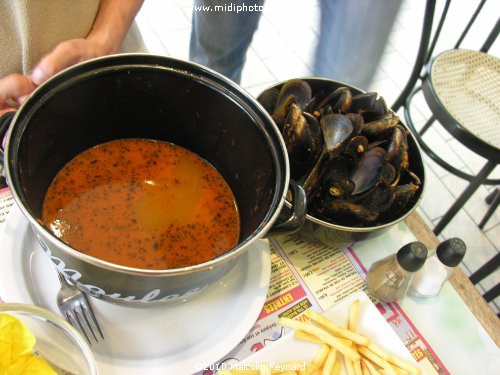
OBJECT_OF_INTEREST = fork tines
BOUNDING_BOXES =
[66,295,104,345]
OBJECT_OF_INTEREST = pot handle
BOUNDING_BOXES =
[265,179,307,236]
[0,111,15,181]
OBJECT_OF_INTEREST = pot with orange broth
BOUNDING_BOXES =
[1,54,306,306]
[42,138,241,270]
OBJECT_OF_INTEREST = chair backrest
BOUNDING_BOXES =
[469,252,500,306]
[392,0,500,111]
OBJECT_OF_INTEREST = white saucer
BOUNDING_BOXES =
[0,204,271,374]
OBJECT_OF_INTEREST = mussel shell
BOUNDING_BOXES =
[345,113,364,135]
[257,87,280,114]
[275,79,312,111]
[313,199,379,224]
[354,184,395,212]
[317,86,352,113]
[380,163,397,186]
[344,135,368,161]
[349,92,378,114]
[282,104,323,182]
[386,125,408,170]
[361,113,400,139]
[320,114,353,156]
[271,95,296,130]
[391,183,420,211]
[320,156,356,199]
[350,146,387,195]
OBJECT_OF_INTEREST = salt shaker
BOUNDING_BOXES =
[409,238,466,298]
[366,241,428,303]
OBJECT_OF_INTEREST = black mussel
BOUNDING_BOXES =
[344,135,369,161]
[271,95,296,130]
[345,113,364,135]
[354,184,395,213]
[320,156,356,199]
[257,88,280,114]
[386,125,409,171]
[314,199,380,224]
[276,79,312,111]
[350,146,387,195]
[392,183,420,211]
[362,95,390,122]
[361,113,400,139]
[349,92,378,114]
[317,87,352,113]
[380,163,398,186]
[320,114,354,156]
[282,104,323,182]
[319,104,334,118]
[304,90,328,113]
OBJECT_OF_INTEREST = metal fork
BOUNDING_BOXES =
[55,269,104,345]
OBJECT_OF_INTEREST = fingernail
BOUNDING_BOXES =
[31,68,46,85]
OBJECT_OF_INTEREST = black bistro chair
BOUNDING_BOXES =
[393,0,500,236]
[391,0,500,306]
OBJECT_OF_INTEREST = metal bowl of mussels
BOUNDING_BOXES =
[257,78,425,246]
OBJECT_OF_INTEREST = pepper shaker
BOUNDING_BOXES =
[409,238,466,298]
[366,241,428,303]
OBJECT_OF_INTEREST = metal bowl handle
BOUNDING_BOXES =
[0,111,15,181]
[265,180,306,236]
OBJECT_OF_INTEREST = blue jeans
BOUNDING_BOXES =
[190,0,402,89]
[190,0,265,84]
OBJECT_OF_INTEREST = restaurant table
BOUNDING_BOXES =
[405,212,500,347]
[345,211,500,374]
[0,187,499,374]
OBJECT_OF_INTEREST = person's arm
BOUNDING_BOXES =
[0,0,144,114]
[31,0,145,84]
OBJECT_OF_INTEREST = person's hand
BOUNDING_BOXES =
[0,74,35,115]
[0,38,104,115]
[30,38,106,86]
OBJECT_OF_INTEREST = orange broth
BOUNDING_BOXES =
[41,139,240,269]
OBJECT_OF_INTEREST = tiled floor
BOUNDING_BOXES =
[135,0,499,313]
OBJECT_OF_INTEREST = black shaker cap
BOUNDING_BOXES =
[397,241,428,272]
[436,238,466,267]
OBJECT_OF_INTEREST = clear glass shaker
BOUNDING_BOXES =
[409,238,466,297]
[366,241,428,302]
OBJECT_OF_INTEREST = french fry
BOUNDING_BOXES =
[244,301,420,375]
[313,344,330,368]
[296,329,351,346]
[295,330,324,344]
[382,360,398,375]
[305,310,370,346]
[361,358,383,375]
[322,348,337,375]
[353,360,363,375]
[279,317,361,361]
[349,300,360,331]
[366,342,420,375]
[299,363,318,375]
[217,370,232,375]
[360,361,371,375]
[358,346,385,368]
[259,363,271,375]
[345,356,355,375]
[332,361,342,375]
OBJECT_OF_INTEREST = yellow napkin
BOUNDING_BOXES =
[0,313,56,374]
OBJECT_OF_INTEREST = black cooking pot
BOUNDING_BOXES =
[0,54,306,306]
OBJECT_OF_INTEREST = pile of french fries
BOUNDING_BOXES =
[218,299,420,375]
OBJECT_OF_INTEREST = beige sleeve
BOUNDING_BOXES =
[0,0,146,77]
